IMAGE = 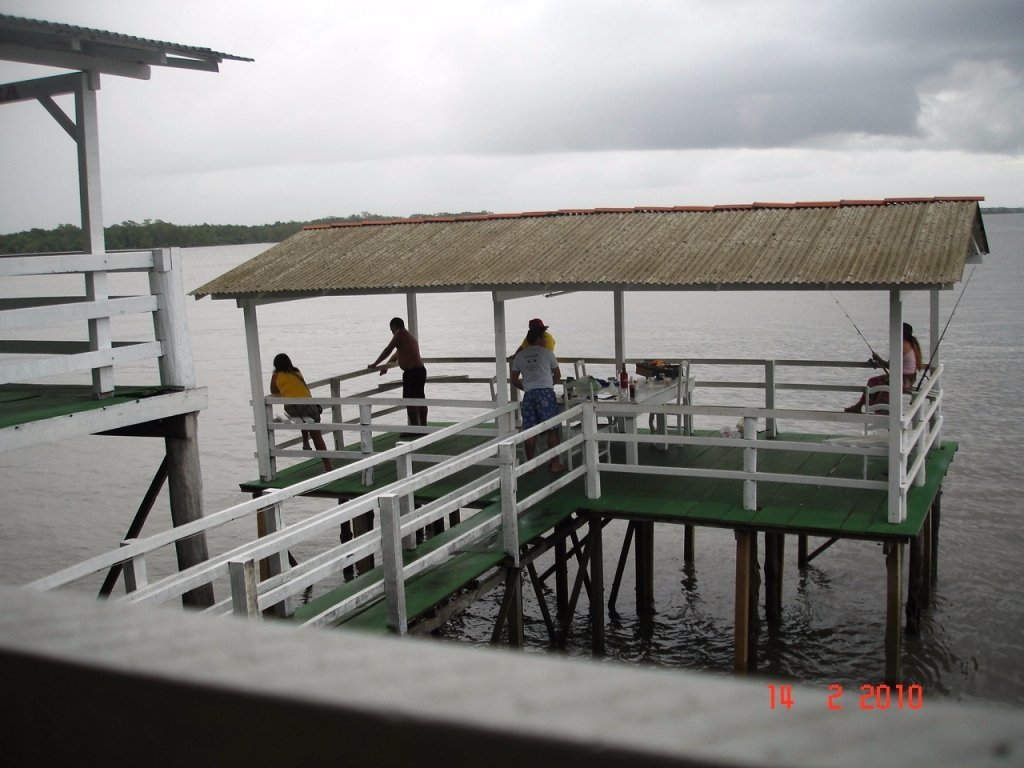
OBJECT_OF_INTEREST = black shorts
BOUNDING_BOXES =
[402,366,427,399]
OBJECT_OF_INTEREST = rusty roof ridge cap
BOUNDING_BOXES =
[301,196,990,230]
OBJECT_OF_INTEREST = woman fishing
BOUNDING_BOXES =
[271,353,332,472]
[844,322,924,413]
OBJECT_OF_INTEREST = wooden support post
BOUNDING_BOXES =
[930,491,942,586]
[683,524,695,564]
[885,541,904,684]
[554,533,569,620]
[748,533,761,671]
[921,509,933,607]
[228,559,259,619]
[379,494,408,635]
[734,530,752,673]
[634,521,655,616]
[798,535,808,569]
[608,521,634,613]
[166,412,213,608]
[589,514,605,657]
[99,457,168,598]
[526,562,557,645]
[764,532,783,626]
[906,532,923,636]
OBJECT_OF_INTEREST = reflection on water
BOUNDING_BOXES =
[2,217,1024,706]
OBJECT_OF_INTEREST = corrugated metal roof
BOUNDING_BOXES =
[193,198,989,300]
[0,14,253,72]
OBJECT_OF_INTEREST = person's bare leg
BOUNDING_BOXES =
[311,430,332,471]
[547,429,565,473]
[524,436,537,462]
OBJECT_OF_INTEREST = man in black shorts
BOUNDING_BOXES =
[369,317,428,428]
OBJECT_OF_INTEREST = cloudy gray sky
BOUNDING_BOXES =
[1,0,1021,233]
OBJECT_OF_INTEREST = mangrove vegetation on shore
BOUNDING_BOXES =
[0,211,491,254]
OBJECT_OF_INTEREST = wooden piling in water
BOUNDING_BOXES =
[764,532,783,626]
[734,530,752,673]
[635,521,655,616]
[885,541,904,683]
[165,412,213,608]
[589,515,605,656]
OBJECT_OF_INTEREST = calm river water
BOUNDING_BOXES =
[2,214,1022,707]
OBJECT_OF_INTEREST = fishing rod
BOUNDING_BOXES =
[829,291,878,360]
[916,264,977,389]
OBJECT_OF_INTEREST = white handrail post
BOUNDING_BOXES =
[243,301,274,481]
[743,415,757,512]
[76,72,113,396]
[395,448,416,550]
[120,539,147,594]
[888,290,907,524]
[582,402,601,499]
[359,403,374,486]
[498,442,520,561]
[379,494,408,635]
[148,247,195,390]
[229,559,259,619]
[764,360,777,438]
[257,490,291,617]
[912,400,927,488]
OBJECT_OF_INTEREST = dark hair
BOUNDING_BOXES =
[903,322,914,340]
[273,353,297,372]
[526,327,545,344]
[390,317,405,329]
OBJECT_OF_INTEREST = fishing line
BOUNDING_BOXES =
[917,264,977,388]
[829,291,877,358]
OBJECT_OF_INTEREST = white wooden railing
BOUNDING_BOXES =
[26,356,942,627]
[0,247,193,392]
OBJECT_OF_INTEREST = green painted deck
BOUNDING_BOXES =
[242,429,955,542]
[249,428,955,633]
[0,383,180,429]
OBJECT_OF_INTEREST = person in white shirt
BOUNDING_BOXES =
[511,327,565,473]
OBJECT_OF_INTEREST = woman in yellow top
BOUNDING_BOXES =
[271,353,331,472]
[518,318,556,352]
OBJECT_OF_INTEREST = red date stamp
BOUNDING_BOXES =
[768,683,924,711]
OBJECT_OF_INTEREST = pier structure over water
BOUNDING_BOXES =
[0,15,251,605]
[26,198,988,681]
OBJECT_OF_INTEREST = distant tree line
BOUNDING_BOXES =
[0,211,492,254]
